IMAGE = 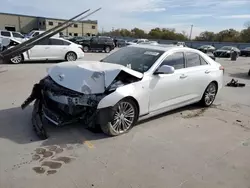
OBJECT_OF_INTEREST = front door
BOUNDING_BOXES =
[149,52,190,112]
[29,39,50,60]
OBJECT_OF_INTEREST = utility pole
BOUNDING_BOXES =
[189,25,193,40]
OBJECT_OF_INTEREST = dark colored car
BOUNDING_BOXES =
[213,46,240,58]
[240,47,250,57]
[197,45,216,53]
[116,39,127,47]
[79,36,115,53]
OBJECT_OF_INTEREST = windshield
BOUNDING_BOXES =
[101,46,164,73]
[220,46,233,50]
[26,31,35,37]
[12,32,24,38]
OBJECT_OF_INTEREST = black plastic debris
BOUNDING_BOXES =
[226,79,245,87]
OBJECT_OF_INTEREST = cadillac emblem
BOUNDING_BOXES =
[58,73,65,81]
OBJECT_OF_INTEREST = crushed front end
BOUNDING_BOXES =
[21,76,106,139]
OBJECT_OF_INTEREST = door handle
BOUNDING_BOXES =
[180,74,187,79]
[205,70,211,74]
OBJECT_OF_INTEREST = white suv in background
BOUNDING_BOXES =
[9,37,85,64]
[0,30,25,42]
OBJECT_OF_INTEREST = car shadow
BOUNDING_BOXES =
[229,72,250,80]
[0,103,211,146]
[0,106,108,146]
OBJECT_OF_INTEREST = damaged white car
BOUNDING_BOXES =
[21,44,224,139]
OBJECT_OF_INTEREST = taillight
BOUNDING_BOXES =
[219,65,224,74]
[79,47,84,52]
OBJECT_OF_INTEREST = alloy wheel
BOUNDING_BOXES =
[10,55,22,64]
[66,52,76,61]
[204,83,217,106]
[110,102,135,134]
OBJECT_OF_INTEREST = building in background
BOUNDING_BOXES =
[0,12,98,36]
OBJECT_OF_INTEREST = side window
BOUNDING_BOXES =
[185,52,201,68]
[33,32,40,37]
[1,31,11,37]
[200,56,208,65]
[12,32,24,38]
[91,37,98,42]
[161,52,185,70]
[49,38,64,45]
[36,39,49,45]
[63,40,71,45]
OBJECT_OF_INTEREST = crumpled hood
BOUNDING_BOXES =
[47,61,143,94]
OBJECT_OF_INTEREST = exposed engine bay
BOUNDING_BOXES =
[21,70,141,139]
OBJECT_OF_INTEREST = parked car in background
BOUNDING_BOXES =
[140,41,159,45]
[0,30,25,42]
[213,46,240,57]
[25,30,60,39]
[23,44,224,138]
[197,45,216,53]
[78,36,115,53]
[127,39,149,45]
[116,39,127,47]
[6,37,84,64]
[240,47,250,57]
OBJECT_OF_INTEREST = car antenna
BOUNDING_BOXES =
[0,8,101,62]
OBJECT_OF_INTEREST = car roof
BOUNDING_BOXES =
[128,43,190,52]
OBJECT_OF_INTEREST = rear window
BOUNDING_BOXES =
[101,46,164,73]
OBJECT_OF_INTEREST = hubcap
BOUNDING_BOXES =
[11,55,22,64]
[111,102,135,134]
[83,47,88,52]
[204,83,216,105]
[67,53,76,61]
[106,47,110,52]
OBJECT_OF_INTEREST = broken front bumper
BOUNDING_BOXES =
[21,76,113,139]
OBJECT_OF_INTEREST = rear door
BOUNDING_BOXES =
[183,52,212,100]
[48,38,69,59]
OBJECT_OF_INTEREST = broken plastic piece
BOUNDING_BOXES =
[226,79,245,87]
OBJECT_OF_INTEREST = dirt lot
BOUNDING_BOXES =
[0,53,250,188]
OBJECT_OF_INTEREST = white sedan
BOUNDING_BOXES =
[9,37,84,64]
[22,44,224,139]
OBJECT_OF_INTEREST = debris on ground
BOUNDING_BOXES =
[226,79,245,87]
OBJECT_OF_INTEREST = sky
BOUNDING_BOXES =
[1,0,250,37]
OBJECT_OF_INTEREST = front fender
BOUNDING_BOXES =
[97,82,150,116]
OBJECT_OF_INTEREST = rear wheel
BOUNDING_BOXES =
[10,54,23,64]
[100,98,139,136]
[104,46,111,53]
[83,46,89,52]
[66,52,77,61]
[200,82,218,107]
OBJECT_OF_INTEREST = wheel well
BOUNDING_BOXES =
[65,51,77,60]
[104,45,111,49]
[211,81,218,93]
[123,96,140,116]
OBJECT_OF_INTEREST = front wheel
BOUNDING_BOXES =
[10,54,23,64]
[100,98,139,136]
[200,82,218,107]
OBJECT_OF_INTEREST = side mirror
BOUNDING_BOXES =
[154,65,175,74]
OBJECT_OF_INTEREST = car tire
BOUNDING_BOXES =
[200,82,218,107]
[104,46,111,53]
[65,52,77,61]
[100,98,139,136]
[10,54,23,64]
[83,46,89,52]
